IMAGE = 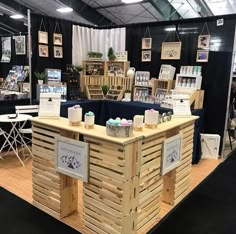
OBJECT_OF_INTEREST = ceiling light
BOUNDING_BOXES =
[165,27,176,31]
[122,0,143,4]
[56,7,73,13]
[10,14,24,19]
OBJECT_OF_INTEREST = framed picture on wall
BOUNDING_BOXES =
[161,42,182,60]
[141,50,151,62]
[142,38,152,49]
[161,134,182,175]
[38,31,48,44]
[196,50,209,62]
[15,35,26,55]
[38,44,48,57]
[54,46,63,58]
[53,33,63,46]
[198,35,210,49]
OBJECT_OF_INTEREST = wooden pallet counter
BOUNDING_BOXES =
[31,116,198,234]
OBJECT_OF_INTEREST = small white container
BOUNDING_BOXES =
[144,109,159,127]
[84,112,95,128]
[68,106,82,125]
[133,115,144,131]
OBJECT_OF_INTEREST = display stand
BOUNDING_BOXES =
[85,85,104,100]
[105,85,125,101]
[31,116,197,234]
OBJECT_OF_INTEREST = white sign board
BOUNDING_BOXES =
[172,94,191,117]
[55,136,89,182]
[161,134,182,175]
[39,93,61,118]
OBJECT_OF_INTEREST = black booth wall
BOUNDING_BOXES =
[31,14,73,99]
[126,16,236,152]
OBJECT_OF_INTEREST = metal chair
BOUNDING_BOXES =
[0,128,19,162]
[15,105,39,155]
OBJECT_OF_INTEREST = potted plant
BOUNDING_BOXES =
[124,89,132,100]
[34,71,46,85]
[108,47,116,61]
[88,51,103,59]
[101,85,109,96]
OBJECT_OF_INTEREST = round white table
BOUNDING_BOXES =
[0,114,32,166]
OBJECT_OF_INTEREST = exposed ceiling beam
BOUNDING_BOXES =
[197,0,214,17]
[0,14,27,33]
[94,1,150,10]
[148,0,181,20]
[0,0,28,16]
[58,0,112,26]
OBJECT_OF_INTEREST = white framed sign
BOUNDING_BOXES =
[115,51,128,61]
[161,134,182,175]
[55,136,89,182]
[39,93,61,118]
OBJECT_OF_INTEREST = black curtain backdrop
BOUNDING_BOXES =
[31,14,72,99]
[126,16,236,152]
[0,33,28,78]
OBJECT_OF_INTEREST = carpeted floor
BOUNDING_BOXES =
[0,187,81,234]
[149,150,236,234]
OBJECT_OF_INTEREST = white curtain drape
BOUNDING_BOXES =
[72,25,126,65]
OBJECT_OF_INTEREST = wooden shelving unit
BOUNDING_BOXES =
[106,61,130,77]
[83,60,105,76]
[105,85,125,101]
[85,85,104,100]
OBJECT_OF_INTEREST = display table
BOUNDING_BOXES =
[31,115,198,234]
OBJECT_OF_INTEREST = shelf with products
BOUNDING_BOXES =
[62,72,80,100]
[105,85,125,101]
[152,79,175,96]
[133,86,154,103]
[85,85,104,100]
[83,60,105,76]
[175,74,202,90]
[134,71,150,86]
[106,61,130,77]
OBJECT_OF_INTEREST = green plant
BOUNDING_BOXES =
[34,71,46,81]
[108,47,116,61]
[125,89,132,93]
[101,85,109,95]
[72,65,83,73]
[88,51,103,58]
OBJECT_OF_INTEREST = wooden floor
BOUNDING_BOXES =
[0,154,221,233]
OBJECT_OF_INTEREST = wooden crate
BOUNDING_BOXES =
[83,136,142,234]
[32,123,78,219]
[161,123,194,205]
[137,135,164,233]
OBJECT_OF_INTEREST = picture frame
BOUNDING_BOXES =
[141,50,151,62]
[15,35,26,55]
[55,135,89,182]
[198,35,210,49]
[38,31,48,44]
[142,38,152,49]
[196,50,209,63]
[54,46,63,58]
[38,45,48,57]
[161,42,182,60]
[161,134,182,175]
[53,33,63,46]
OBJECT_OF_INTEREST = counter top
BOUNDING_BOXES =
[32,115,198,145]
